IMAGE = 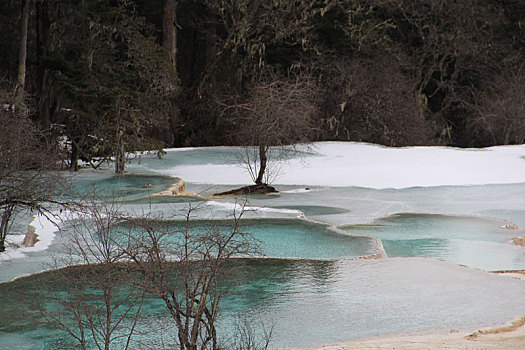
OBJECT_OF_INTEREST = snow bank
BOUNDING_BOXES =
[205,201,305,218]
[158,142,525,188]
[0,214,58,261]
[27,214,58,251]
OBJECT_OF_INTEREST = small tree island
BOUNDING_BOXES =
[214,75,319,196]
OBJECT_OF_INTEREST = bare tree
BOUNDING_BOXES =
[218,75,319,189]
[163,0,177,72]
[228,317,273,350]
[379,0,506,145]
[124,203,259,350]
[20,190,267,349]
[319,54,436,146]
[0,83,67,253]
[32,192,144,350]
[15,0,31,99]
[467,63,525,145]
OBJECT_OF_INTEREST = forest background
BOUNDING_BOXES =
[0,2,524,347]
[1,0,524,172]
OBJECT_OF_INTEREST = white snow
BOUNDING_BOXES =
[27,214,59,251]
[204,201,305,218]
[159,142,525,188]
[0,235,26,261]
[280,188,318,194]
[0,214,59,261]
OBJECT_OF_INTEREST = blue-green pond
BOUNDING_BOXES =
[343,213,525,270]
[2,258,525,349]
[138,219,378,260]
[1,149,525,349]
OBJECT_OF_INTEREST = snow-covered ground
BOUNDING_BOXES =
[0,214,58,261]
[152,142,525,188]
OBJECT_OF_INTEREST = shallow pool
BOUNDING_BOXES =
[2,258,525,349]
[154,218,378,260]
[343,213,525,270]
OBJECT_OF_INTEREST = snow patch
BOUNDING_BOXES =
[156,142,525,188]
[205,201,304,218]
[280,188,317,194]
[0,214,59,261]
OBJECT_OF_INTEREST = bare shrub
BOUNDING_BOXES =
[218,75,320,185]
[0,82,67,253]
[123,203,260,350]
[31,193,144,350]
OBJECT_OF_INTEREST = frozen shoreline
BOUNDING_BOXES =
[151,142,525,188]
[0,214,58,262]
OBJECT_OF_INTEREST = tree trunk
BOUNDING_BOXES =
[163,0,177,73]
[115,105,125,174]
[104,286,112,350]
[115,140,125,174]
[255,145,267,185]
[70,140,79,171]
[0,221,6,252]
[0,205,15,253]
[15,0,31,99]
[36,0,51,129]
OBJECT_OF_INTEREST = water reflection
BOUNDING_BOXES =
[130,219,377,260]
[223,258,525,347]
[2,258,525,349]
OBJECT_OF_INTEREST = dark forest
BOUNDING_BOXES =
[1,0,524,171]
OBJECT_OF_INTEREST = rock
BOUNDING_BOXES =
[213,184,279,196]
[153,179,197,197]
[21,220,39,247]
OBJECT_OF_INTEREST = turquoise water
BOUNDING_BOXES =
[144,219,376,260]
[0,216,374,284]
[343,213,525,270]
[72,172,179,201]
[125,147,313,174]
[2,148,525,349]
[221,258,525,347]
[2,258,525,349]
